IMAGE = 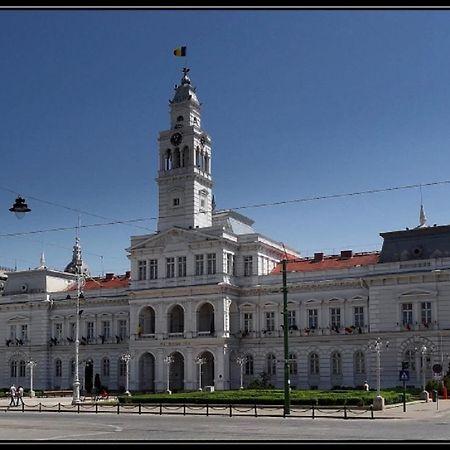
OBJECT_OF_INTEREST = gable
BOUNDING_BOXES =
[129,227,219,252]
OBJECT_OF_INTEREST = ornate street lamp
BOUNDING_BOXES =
[9,196,31,219]
[72,238,85,405]
[26,360,37,397]
[121,352,132,396]
[236,355,246,390]
[415,343,436,401]
[368,337,389,410]
[164,355,174,394]
[195,356,206,391]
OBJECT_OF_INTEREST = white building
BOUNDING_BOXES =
[1,68,449,393]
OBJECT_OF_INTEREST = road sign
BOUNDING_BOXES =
[399,369,410,381]
[433,363,442,373]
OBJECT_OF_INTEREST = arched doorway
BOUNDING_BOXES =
[197,351,215,388]
[84,359,94,393]
[139,352,155,392]
[169,352,184,392]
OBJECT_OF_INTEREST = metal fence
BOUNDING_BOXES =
[0,401,376,419]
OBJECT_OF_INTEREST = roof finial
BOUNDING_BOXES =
[181,67,191,85]
[416,185,428,228]
[38,251,47,270]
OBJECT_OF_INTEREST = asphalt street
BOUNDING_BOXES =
[0,396,449,442]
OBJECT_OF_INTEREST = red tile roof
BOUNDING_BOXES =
[68,272,131,291]
[271,252,380,274]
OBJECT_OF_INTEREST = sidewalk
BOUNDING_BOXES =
[378,398,450,419]
[2,395,450,420]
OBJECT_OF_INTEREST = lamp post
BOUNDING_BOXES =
[368,337,389,410]
[195,356,205,391]
[236,355,246,390]
[26,360,37,397]
[281,258,290,415]
[415,343,435,401]
[121,352,132,396]
[72,238,84,405]
[164,355,174,394]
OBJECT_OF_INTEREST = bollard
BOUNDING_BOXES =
[139,403,142,415]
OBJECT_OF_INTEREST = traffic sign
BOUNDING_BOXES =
[399,369,410,381]
[433,363,442,373]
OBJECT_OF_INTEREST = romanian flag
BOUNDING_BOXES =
[173,46,187,57]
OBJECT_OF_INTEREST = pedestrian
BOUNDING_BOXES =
[9,384,16,406]
[363,381,369,391]
[16,386,24,406]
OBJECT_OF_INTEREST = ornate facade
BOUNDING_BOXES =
[1,68,449,393]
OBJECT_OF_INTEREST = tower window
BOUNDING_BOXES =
[177,115,184,122]
[173,198,180,207]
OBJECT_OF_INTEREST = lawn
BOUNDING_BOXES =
[118,387,420,406]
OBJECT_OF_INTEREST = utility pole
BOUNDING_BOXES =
[282,258,290,415]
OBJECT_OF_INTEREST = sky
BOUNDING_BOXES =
[1,8,450,277]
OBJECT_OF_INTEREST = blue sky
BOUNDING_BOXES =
[1,8,450,276]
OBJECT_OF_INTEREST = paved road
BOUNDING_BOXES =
[0,396,449,441]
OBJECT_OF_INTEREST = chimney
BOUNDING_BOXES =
[314,252,324,262]
[340,250,353,259]
[105,272,114,280]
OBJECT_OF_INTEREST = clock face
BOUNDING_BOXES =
[170,132,182,146]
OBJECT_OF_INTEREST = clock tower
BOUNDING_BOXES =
[157,68,213,232]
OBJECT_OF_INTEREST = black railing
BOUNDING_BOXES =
[0,401,375,419]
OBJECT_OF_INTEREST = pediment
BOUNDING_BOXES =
[129,227,218,251]
[7,315,28,322]
[399,289,434,298]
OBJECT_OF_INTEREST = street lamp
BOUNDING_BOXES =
[236,355,246,390]
[9,196,31,219]
[72,238,84,405]
[121,352,132,396]
[195,356,205,391]
[164,355,174,394]
[281,258,290,416]
[415,344,435,401]
[26,360,37,397]
[368,337,389,410]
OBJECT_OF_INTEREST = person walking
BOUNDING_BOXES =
[9,384,17,406]
[16,386,24,406]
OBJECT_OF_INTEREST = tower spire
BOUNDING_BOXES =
[416,185,428,229]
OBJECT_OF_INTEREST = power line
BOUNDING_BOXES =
[0,179,449,239]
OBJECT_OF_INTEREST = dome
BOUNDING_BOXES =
[64,237,90,277]
[171,67,199,105]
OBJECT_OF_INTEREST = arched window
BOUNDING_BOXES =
[289,353,297,375]
[177,115,184,122]
[354,350,366,375]
[404,349,416,371]
[19,360,26,377]
[331,352,342,376]
[102,358,110,377]
[10,360,17,378]
[309,352,319,375]
[139,306,156,335]
[55,359,62,377]
[119,358,127,377]
[245,354,254,375]
[168,305,184,333]
[267,353,277,375]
